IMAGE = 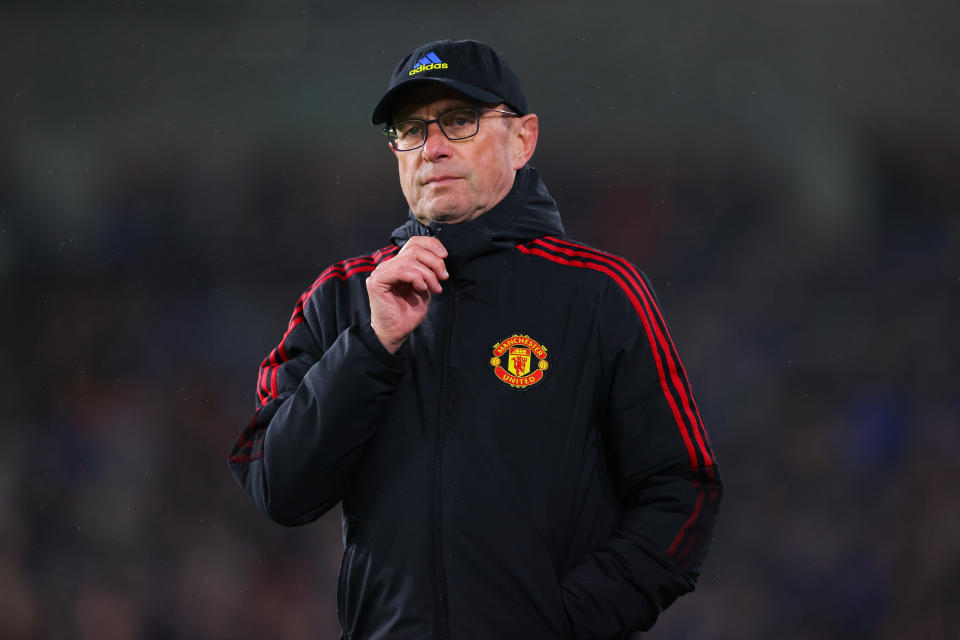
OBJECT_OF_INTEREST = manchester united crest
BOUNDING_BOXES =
[490,334,549,389]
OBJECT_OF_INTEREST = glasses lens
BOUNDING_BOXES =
[438,109,479,140]
[391,120,426,150]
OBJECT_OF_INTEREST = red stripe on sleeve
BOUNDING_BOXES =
[256,366,265,404]
[667,487,705,557]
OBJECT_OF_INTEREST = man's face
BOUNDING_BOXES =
[389,85,524,225]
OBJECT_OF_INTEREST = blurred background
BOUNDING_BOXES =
[2,1,958,638]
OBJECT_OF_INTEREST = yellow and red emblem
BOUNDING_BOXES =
[489,334,549,389]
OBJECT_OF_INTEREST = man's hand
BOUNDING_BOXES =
[366,237,449,354]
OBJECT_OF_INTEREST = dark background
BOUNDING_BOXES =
[2,1,958,638]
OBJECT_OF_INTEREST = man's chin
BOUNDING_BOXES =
[418,200,478,225]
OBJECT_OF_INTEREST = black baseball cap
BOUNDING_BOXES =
[371,39,528,125]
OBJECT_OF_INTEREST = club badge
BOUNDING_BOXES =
[490,334,549,389]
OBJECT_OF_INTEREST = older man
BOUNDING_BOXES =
[229,39,721,639]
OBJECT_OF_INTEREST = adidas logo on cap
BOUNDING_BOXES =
[408,51,448,75]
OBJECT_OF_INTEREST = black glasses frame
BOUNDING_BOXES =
[383,107,519,151]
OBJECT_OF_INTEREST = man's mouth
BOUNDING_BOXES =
[423,175,461,186]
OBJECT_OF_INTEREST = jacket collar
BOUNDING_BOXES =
[390,166,565,267]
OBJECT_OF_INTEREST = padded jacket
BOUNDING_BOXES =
[229,166,722,639]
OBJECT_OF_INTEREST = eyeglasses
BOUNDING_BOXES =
[384,107,519,151]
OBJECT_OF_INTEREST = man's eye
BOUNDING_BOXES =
[398,124,422,137]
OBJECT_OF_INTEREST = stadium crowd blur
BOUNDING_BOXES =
[2,3,958,639]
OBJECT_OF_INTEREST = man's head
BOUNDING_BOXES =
[372,40,539,225]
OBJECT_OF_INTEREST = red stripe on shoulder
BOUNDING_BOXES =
[517,236,713,468]
[255,245,398,408]
[234,244,401,463]
[541,237,714,461]
[549,239,710,433]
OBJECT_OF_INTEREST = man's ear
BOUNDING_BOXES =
[512,113,539,170]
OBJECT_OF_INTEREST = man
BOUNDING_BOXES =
[229,39,721,639]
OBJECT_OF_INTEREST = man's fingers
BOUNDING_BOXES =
[366,239,447,353]
[400,263,441,293]
[373,242,447,290]
[403,235,448,259]
[406,274,431,294]
[371,261,442,294]
[398,238,449,280]
[394,281,433,305]
[412,250,448,281]
[405,267,442,294]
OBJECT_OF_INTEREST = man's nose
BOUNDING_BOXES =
[421,121,452,160]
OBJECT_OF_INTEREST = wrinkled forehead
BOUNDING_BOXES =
[389,83,496,122]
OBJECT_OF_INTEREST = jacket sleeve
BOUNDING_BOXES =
[227,286,404,526]
[561,271,722,638]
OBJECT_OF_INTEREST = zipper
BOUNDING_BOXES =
[432,224,454,640]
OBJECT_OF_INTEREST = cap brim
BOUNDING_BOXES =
[371,77,505,125]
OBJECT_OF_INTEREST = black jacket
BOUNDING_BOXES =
[229,167,721,639]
